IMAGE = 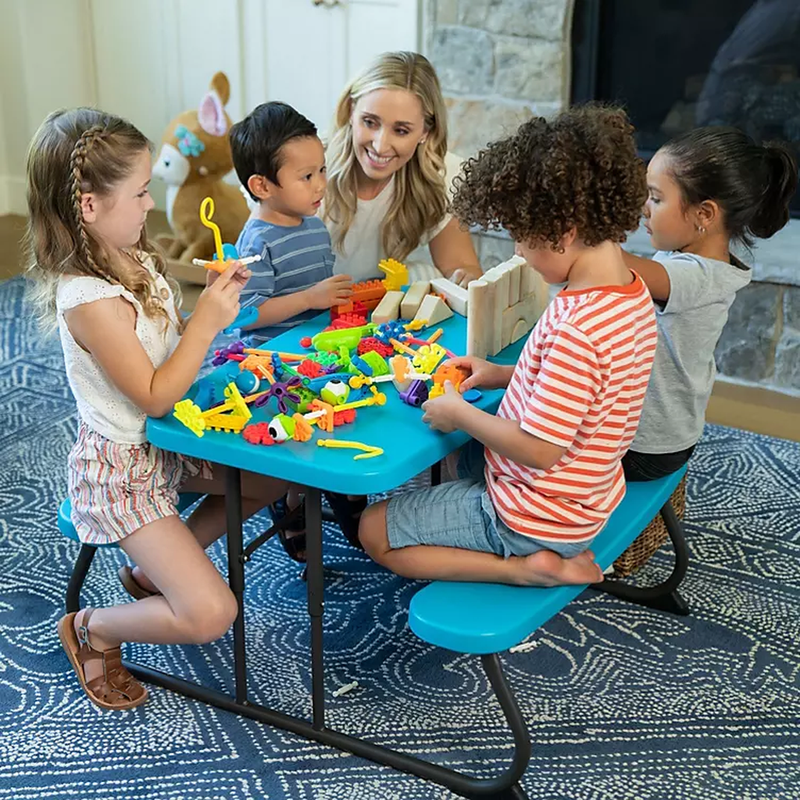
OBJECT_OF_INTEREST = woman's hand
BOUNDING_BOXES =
[448,268,474,288]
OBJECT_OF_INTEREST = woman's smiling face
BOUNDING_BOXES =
[350,88,427,183]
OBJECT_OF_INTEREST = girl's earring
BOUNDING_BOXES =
[696,224,706,234]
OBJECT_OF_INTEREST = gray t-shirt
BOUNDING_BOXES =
[632,251,751,454]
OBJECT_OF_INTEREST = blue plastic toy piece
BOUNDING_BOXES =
[212,243,239,262]
[223,305,259,335]
[350,355,373,376]
[463,389,482,403]
[235,370,260,395]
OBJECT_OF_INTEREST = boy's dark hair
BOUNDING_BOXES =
[661,127,798,247]
[451,104,646,248]
[230,102,317,200]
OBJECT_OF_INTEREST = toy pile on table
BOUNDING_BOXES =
[171,259,479,460]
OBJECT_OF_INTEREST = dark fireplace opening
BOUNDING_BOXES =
[572,0,800,217]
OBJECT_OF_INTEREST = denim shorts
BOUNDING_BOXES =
[385,439,592,559]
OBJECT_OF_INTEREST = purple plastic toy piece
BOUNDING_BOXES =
[399,379,429,408]
[253,376,302,414]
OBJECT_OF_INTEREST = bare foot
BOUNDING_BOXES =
[514,549,604,587]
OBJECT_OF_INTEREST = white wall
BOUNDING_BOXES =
[0,0,420,215]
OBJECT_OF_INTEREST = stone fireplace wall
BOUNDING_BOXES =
[423,0,799,396]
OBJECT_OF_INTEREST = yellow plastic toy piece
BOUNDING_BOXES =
[291,413,313,442]
[426,327,444,343]
[348,374,371,389]
[204,414,247,433]
[199,197,225,264]
[428,383,445,400]
[404,319,427,332]
[223,383,252,421]
[389,337,418,357]
[334,389,386,414]
[173,399,206,437]
[317,439,384,460]
[412,343,447,375]
[378,258,408,292]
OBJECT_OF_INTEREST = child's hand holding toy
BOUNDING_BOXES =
[421,381,466,434]
[446,356,511,392]
[305,274,354,309]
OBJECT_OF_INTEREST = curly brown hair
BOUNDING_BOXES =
[451,104,647,248]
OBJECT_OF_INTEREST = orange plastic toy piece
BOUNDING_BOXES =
[433,362,470,392]
[240,354,274,379]
[334,279,386,315]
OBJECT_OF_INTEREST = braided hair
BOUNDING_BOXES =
[24,108,182,332]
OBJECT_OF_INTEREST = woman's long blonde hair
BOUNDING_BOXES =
[24,107,180,332]
[324,51,449,261]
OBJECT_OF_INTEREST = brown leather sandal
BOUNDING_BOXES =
[118,565,161,600]
[57,609,148,710]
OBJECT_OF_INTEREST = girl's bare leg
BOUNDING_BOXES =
[129,467,288,594]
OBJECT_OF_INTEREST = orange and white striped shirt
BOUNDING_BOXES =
[485,272,657,543]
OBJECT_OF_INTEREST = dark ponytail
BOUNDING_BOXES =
[661,127,798,247]
[750,142,797,239]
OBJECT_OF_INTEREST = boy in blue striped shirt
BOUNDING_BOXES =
[230,102,352,345]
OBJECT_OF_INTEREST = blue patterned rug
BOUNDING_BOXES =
[1,275,799,800]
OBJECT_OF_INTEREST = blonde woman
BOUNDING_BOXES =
[323,51,482,286]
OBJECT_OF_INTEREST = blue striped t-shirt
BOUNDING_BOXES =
[236,216,335,344]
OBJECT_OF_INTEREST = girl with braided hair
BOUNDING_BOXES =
[26,108,290,710]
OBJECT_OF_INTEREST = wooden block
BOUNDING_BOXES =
[501,293,542,348]
[400,280,431,319]
[466,279,493,359]
[483,267,510,357]
[519,262,537,297]
[510,318,531,344]
[430,277,469,316]
[413,294,453,326]
[506,259,522,306]
[371,290,405,324]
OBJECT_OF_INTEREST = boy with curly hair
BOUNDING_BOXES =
[358,105,658,588]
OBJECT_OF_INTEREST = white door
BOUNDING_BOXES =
[260,0,420,136]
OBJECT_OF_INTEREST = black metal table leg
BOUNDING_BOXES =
[596,500,690,616]
[225,466,248,702]
[66,543,97,613]
[304,485,325,730]
[127,649,531,798]
[122,473,534,797]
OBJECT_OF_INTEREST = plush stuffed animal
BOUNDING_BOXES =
[152,71,249,266]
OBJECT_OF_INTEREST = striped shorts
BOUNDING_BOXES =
[67,423,213,545]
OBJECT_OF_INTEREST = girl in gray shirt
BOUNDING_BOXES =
[622,127,798,480]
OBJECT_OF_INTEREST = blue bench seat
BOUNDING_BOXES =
[409,465,688,655]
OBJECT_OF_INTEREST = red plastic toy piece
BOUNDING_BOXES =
[300,336,313,348]
[328,312,367,330]
[333,408,357,426]
[331,299,368,322]
[243,422,276,445]
[357,337,394,357]
[297,359,325,378]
